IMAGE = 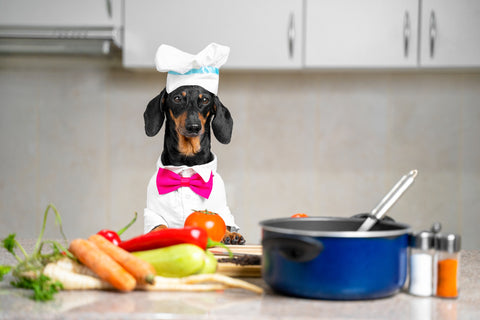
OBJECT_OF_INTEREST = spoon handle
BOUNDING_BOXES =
[357,169,418,232]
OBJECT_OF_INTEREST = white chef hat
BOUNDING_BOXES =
[155,43,230,95]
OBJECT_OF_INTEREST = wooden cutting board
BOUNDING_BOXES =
[209,245,262,277]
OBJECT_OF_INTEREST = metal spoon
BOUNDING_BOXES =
[357,169,418,231]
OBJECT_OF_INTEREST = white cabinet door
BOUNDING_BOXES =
[305,0,418,68]
[420,0,480,67]
[123,0,303,69]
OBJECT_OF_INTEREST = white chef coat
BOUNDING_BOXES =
[144,154,238,233]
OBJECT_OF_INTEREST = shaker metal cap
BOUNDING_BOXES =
[410,231,434,250]
[435,233,461,253]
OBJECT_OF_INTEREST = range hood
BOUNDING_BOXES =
[0,0,122,55]
[0,27,121,55]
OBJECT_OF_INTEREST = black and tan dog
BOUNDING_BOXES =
[144,85,245,245]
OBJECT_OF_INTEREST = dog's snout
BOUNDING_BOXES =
[186,122,201,134]
[183,109,203,136]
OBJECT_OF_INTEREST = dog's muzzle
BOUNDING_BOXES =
[184,123,202,136]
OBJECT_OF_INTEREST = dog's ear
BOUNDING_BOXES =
[212,96,233,144]
[144,89,166,137]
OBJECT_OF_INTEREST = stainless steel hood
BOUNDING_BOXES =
[0,0,122,55]
[0,27,121,55]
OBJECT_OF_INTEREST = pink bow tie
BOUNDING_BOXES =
[156,168,213,199]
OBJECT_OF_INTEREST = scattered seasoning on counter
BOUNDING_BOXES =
[435,233,461,298]
[408,231,435,296]
[218,254,261,266]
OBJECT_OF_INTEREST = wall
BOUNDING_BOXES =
[1,54,479,249]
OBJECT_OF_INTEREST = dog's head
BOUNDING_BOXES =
[144,85,233,164]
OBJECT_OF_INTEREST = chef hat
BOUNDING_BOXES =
[155,43,230,95]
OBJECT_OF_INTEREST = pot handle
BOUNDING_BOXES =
[262,235,324,262]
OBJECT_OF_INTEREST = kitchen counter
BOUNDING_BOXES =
[1,240,479,320]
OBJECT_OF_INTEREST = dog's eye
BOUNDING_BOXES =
[173,96,182,103]
[200,97,210,105]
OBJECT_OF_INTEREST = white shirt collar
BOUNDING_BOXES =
[156,154,217,182]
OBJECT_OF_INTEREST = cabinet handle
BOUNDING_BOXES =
[429,11,437,58]
[403,11,411,58]
[106,0,112,18]
[287,13,295,59]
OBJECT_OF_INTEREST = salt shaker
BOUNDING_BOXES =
[435,233,461,298]
[408,231,435,296]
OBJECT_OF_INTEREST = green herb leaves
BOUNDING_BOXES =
[11,274,63,301]
[0,265,12,281]
[0,203,70,301]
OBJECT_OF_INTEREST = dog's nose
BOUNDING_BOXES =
[186,123,201,134]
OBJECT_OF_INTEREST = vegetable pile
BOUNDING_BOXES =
[0,205,263,302]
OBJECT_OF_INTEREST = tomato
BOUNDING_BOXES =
[184,209,226,242]
[291,213,309,218]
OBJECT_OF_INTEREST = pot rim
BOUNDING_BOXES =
[259,216,411,238]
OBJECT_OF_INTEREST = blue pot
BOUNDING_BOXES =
[260,217,410,300]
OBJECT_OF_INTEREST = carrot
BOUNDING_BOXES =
[88,234,156,284]
[68,238,136,292]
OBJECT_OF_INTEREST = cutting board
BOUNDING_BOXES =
[209,245,262,278]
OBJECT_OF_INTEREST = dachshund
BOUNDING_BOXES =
[143,85,245,245]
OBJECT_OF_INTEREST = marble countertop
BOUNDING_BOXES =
[1,240,479,320]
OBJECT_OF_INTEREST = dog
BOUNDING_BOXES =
[143,84,245,245]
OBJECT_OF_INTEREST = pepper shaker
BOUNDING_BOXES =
[408,231,435,296]
[435,233,461,298]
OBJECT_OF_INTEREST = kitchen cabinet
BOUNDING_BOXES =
[420,0,480,67]
[304,0,419,68]
[123,0,303,69]
[122,0,480,70]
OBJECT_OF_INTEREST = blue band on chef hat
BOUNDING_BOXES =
[168,66,219,76]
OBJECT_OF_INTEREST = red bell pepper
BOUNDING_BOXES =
[118,226,228,253]
[97,212,137,245]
